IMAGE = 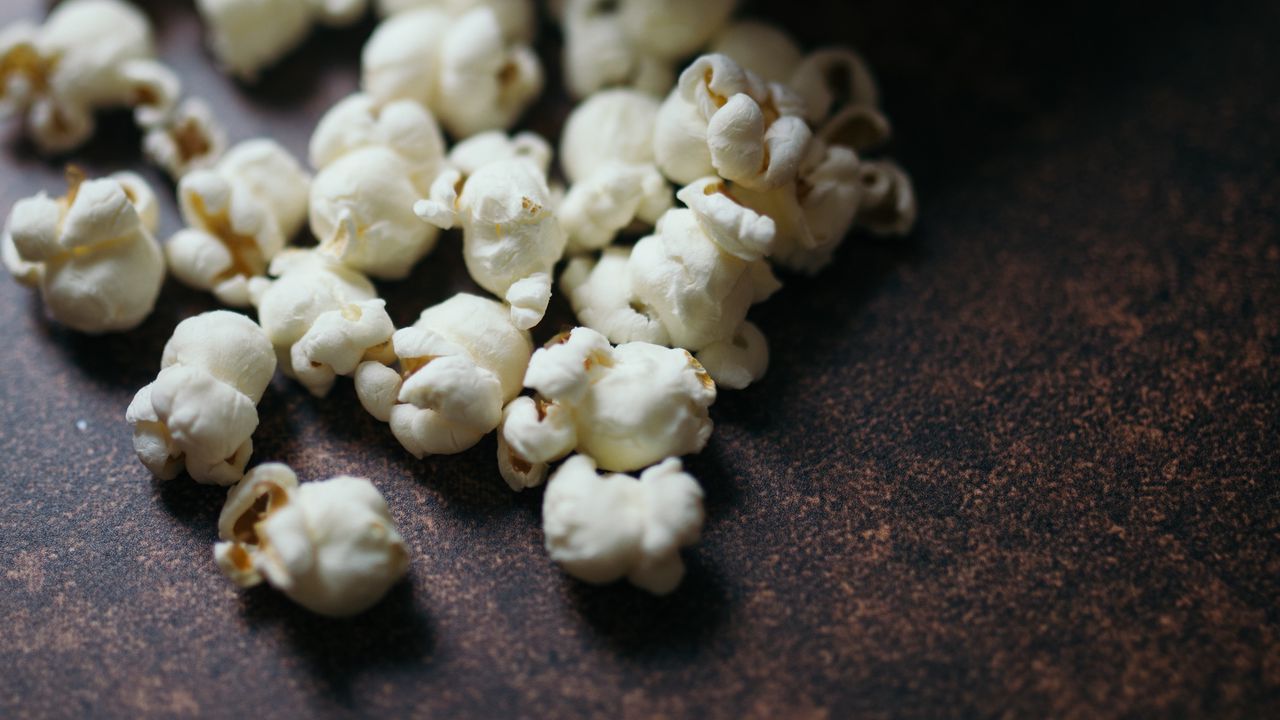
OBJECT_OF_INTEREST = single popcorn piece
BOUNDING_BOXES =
[727,140,917,274]
[708,20,804,84]
[168,140,311,306]
[542,454,704,595]
[311,146,438,280]
[693,320,769,391]
[0,0,183,153]
[355,293,532,458]
[556,0,735,99]
[653,54,812,191]
[309,93,446,189]
[789,48,881,144]
[499,326,715,480]
[126,310,277,485]
[2,168,164,333]
[195,0,371,81]
[375,0,536,44]
[557,90,672,252]
[142,98,228,180]
[250,249,390,396]
[559,250,669,346]
[361,5,542,138]
[415,134,565,329]
[213,463,410,617]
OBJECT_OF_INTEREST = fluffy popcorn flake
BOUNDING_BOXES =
[214,463,410,617]
[542,455,704,595]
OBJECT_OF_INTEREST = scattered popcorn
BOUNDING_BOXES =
[362,5,542,138]
[214,463,410,617]
[2,168,164,333]
[500,327,716,480]
[168,140,311,306]
[356,293,532,457]
[0,0,181,153]
[416,132,565,328]
[250,249,392,397]
[126,311,277,485]
[653,53,812,191]
[542,455,703,594]
[142,98,228,180]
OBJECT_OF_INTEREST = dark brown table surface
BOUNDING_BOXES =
[2,1,1277,718]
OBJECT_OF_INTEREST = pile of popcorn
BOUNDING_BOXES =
[2,0,914,617]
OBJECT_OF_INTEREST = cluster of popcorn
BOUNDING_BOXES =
[1,1,915,614]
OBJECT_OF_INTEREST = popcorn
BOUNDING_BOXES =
[250,249,392,397]
[194,0,371,81]
[789,48,881,142]
[374,0,536,43]
[542,455,703,594]
[142,98,228,180]
[355,293,532,457]
[310,145,438,280]
[168,140,311,306]
[629,208,779,351]
[2,168,164,334]
[415,134,565,329]
[693,320,768,391]
[708,20,803,84]
[556,0,735,99]
[727,141,917,274]
[126,311,277,485]
[559,250,669,346]
[653,54,812,191]
[557,90,672,252]
[361,5,542,138]
[213,463,410,617]
[0,0,181,153]
[560,89,662,184]
[499,327,715,479]
[309,93,446,189]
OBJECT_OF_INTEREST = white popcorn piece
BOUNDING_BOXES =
[558,163,672,253]
[628,208,780,352]
[560,89,661,184]
[676,176,776,261]
[310,145,438,280]
[355,293,532,457]
[694,320,768,390]
[789,47,880,136]
[0,0,181,153]
[168,140,311,306]
[542,454,704,594]
[291,299,396,397]
[195,0,371,81]
[556,0,734,99]
[126,310,277,485]
[375,0,535,44]
[309,93,446,189]
[214,463,410,617]
[251,249,388,395]
[361,5,542,138]
[2,168,164,333]
[556,90,672,251]
[415,144,565,329]
[435,7,542,138]
[501,327,716,474]
[654,54,812,191]
[443,129,551,176]
[143,98,228,181]
[727,141,916,274]
[708,20,803,84]
[360,7,452,113]
[559,250,669,346]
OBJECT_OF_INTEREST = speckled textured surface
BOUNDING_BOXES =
[1,1,1277,718]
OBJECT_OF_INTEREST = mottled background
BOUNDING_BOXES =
[1,1,1277,718]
